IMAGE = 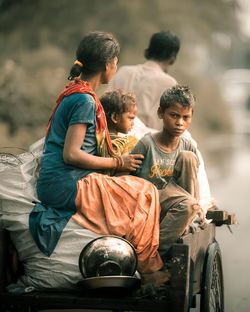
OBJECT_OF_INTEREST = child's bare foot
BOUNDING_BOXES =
[141,270,171,287]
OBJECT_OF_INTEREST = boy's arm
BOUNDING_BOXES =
[196,149,213,213]
[182,132,213,213]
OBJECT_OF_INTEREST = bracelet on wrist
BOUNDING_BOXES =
[113,156,123,170]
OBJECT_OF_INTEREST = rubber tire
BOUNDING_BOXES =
[200,241,224,312]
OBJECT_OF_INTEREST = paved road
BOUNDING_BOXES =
[208,134,250,312]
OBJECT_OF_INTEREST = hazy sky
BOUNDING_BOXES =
[238,0,250,37]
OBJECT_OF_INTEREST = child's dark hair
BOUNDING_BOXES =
[68,31,120,80]
[100,89,136,121]
[144,31,180,61]
[160,85,196,111]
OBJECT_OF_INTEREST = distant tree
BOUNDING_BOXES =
[0,0,242,141]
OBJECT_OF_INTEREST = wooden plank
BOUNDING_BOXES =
[179,224,215,299]
[0,291,172,311]
[206,210,228,221]
[169,244,190,312]
[206,210,237,226]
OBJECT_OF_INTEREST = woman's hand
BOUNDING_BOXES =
[64,124,144,172]
[118,154,144,172]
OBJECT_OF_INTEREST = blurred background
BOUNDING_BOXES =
[0,0,249,311]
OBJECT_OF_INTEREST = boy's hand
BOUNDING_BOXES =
[193,203,206,221]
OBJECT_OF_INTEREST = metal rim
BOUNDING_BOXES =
[77,275,141,289]
[78,235,138,278]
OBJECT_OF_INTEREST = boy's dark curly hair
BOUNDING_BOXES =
[159,85,196,111]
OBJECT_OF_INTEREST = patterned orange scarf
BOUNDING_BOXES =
[46,79,114,157]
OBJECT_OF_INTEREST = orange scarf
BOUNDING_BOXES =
[46,79,113,157]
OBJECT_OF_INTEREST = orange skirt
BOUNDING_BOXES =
[72,172,163,273]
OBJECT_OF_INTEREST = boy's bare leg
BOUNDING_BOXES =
[159,151,201,254]
[173,150,200,200]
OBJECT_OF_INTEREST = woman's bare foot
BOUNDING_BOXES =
[141,270,171,287]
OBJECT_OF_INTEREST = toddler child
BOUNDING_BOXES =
[100,89,138,156]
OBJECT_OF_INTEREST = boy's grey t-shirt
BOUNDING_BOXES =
[131,133,198,190]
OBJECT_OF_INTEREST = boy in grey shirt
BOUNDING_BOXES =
[131,85,205,255]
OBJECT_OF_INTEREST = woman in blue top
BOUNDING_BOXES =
[30,31,168,281]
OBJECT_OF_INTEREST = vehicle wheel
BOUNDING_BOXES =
[200,241,224,312]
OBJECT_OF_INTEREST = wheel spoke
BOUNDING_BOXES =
[201,242,224,312]
[209,255,223,312]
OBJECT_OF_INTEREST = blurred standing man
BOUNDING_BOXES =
[107,31,180,130]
